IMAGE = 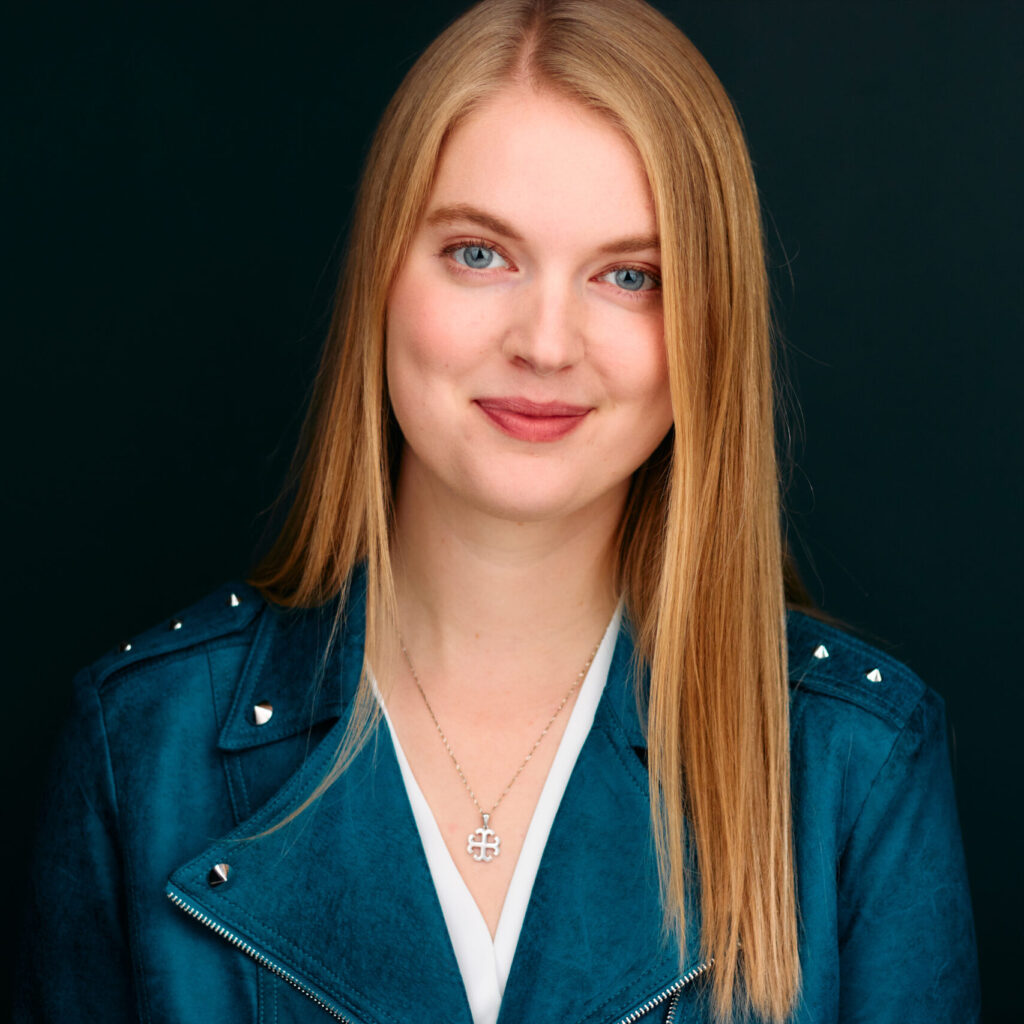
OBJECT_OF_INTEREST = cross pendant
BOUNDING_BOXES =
[466,812,501,862]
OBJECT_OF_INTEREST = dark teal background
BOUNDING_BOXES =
[4,1,1020,1017]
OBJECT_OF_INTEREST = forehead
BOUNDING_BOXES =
[426,83,657,244]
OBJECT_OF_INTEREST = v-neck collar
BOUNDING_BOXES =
[167,570,704,1024]
[371,600,624,1024]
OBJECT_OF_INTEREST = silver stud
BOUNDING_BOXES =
[169,618,183,631]
[208,863,230,886]
[866,668,882,682]
[812,644,829,659]
[118,641,132,653]
[252,701,274,726]
[228,592,241,607]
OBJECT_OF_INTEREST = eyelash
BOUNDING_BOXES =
[437,237,662,301]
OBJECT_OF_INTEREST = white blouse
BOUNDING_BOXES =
[370,602,623,1024]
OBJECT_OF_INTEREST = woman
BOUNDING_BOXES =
[18,1,979,1021]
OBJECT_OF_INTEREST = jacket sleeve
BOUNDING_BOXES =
[15,666,139,1022]
[836,686,980,1023]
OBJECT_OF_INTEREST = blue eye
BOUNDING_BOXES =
[451,244,509,270]
[602,267,658,292]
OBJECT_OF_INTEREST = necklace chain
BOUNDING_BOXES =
[398,635,603,821]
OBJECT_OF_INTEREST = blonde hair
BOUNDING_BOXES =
[249,0,799,1019]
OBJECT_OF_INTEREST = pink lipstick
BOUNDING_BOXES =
[475,397,591,442]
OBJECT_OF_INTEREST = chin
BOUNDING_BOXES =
[457,466,625,526]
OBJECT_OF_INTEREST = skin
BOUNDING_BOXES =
[377,81,674,936]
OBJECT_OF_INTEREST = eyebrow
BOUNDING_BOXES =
[424,202,660,256]
[426,203,523,241]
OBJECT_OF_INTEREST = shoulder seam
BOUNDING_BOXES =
[787,611,926,730]
[94,634,256,695]
[789,674,919,730]
[89,585,265,693]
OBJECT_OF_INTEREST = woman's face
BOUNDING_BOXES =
[386,82,674,527]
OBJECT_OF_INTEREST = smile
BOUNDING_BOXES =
[474,397,592,442]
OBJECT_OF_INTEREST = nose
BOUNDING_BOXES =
[501,278,585,376]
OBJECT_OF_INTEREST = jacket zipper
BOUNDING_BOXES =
[169,886,710,1024]
[613,959,713,1024]
[166,889,355,1022]
[663,989,682,1024]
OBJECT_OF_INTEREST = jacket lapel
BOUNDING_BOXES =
[497,626,706,1024]
[167,571,474,1024]
[168,572,705,1023]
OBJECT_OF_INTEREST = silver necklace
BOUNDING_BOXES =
[399,635,603,864]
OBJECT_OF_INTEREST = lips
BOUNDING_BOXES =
[475,397,592,442]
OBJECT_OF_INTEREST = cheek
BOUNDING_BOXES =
[386,264,494,386]
[387,271,448,379]
[601,316,671,409]
[598,319,674,462]
[385,265,497,452]
[636,360,674,444]
[386,271,454,429]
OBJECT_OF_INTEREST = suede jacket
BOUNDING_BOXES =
[17,570,980,1023]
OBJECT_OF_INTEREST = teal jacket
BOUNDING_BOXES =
[17,570,980,1022]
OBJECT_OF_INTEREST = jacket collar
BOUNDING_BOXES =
[170,568,704,1024]
[216,574,363,751]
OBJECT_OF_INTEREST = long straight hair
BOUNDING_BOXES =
[249,1,799,1018]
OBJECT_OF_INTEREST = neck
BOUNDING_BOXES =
[384,460,623,697]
